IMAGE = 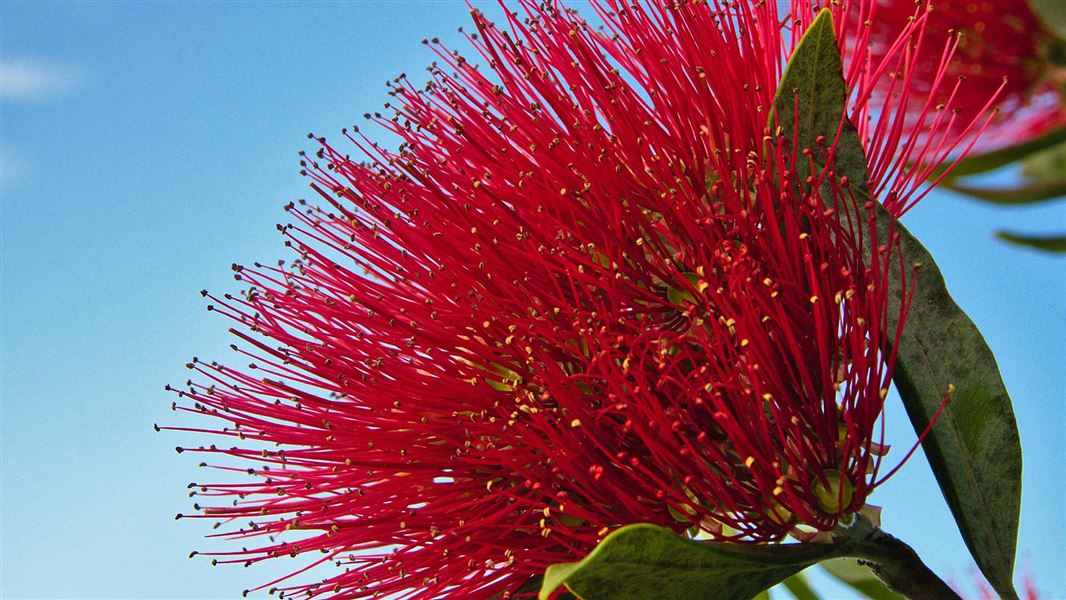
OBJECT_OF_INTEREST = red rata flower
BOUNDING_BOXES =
[167,1,991,597]
[866,0,1066,149]
[976,570,1040,600]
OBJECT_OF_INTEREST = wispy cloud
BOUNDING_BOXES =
[1,59,82,100]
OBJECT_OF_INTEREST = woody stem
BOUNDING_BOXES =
[847,528,961,600]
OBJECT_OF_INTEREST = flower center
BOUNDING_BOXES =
[813,469,854,514]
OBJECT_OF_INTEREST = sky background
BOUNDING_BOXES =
[1,2,1063,599]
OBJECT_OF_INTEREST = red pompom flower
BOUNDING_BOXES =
[866,0,1065,149]
[168,1,994,597]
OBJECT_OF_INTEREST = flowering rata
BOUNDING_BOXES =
[168,1,994,597]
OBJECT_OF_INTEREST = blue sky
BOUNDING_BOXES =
[1,2,1062,599]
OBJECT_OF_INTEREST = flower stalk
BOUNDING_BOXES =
[847,529,962,600]
[821,511,958,600]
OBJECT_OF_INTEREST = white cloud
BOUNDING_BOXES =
[1,59,81,100]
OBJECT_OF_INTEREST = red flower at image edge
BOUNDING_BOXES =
[976,570,1040,600]
[867,0,1066,150]
[166,1,996,597]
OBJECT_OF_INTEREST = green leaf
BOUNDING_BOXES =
[770,9,867,193]
[995,231,1066,252]
[781,572,821,600]
[882,205,1022,600]
[770,9,1022,600]
[946,139,1066,204]
[493,576,573,600]
[944,178,1066,204]
[1020,139,1066,180]
[819,558,902,600]
[1028,0,1066,39]
[937,126,1066,179]
[538,524,846,600]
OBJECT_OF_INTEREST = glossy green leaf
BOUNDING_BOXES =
[770,10,866,190]
[937,126,1066,179]
[781,572,821,600]
[1021,139,1066,180]
[944,178,1066,204]
[771,10,1022,599]
[539,524,844,600]
[946,139,1066,204]
[995,231,1066,252]
[494,576,570,600]
[1028,0,1066,39]
[820,558,902,600]
[880,211,1022,600]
